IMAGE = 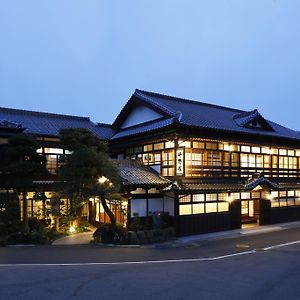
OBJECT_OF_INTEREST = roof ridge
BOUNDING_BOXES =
[134,90,177,116]
[96,122,113,127]
[135,89,244,114]
[233,109,259,120]
[0,106,90,121]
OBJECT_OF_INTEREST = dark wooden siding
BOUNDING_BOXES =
[178,212,232,236]
[269,206,300,224]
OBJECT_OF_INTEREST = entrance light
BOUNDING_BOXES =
[227,193,234,203]
[69,226,76,233]
[98,176,108,184]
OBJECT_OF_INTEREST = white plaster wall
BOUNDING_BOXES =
[121,105,162,128]
[148,198,164,214]
[150,165,161,174]
[163,196,175,216]
[131,199,147,217]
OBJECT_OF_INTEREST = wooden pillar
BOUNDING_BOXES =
[230,199,241,229]
[260,190,271,225]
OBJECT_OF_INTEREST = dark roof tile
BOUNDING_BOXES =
[0,107,114,140]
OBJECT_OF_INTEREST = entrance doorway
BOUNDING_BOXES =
[241,199,260,227]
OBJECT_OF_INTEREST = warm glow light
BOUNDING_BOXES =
[268,193,274,201]
[69,226,76,233]
[98,176,108,184]
[227,195,234,203]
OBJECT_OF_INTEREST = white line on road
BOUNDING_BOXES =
[0,250,257,267]
[1,240,299,267]
[262,240,300,251]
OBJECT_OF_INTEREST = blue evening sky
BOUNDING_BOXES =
[0,1,299,129]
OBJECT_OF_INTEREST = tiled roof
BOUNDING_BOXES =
[115,159,171,187]
[111,117,174,140]
[163,182,245,192]
[245,175,278,190]
[0,107,114,140]
[111,89,300,142]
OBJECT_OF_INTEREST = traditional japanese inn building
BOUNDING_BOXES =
[1,89,300,236]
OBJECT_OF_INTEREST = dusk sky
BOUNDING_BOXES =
[0,1,299,129]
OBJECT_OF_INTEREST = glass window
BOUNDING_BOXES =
[218,193,227,201]
[179,204,192,215]
[218,202,229,212]
[154,142,164,150]
[206,142,218,150]
[44,148,63,154]
[193,194,205,202]
[241,146,251,153]
[279,149,287,156]
[206,194,217,201]
[179,140,191,148]
[143,153,153,164]
[143,144,153,151]
[252,147,260,153]
[231,193,240,200]
[271,200,280,208]
[165,141,175,148]
[193,141,205,149]
[193,203,205,214]
[241,192,251,200]
[179,195,191,203]
[206,202,218,213]
[261,147,271,154]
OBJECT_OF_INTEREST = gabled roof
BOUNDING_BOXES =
[245,174,279,190]
[0,107,115,140]
[111,89,300,142]
[233,109,274,131]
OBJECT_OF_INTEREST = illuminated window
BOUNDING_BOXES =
[279,149,287,156]
[193,194,205,202]
[206,142,218,150]
[206,202,217,213]
[179,195,191,203]
[165,141,175,148]
[252,147,260,153]
[241,146,251,153]
[143,144,153,151]
[179,140,191,148]
[193,141,205,149]
[44,148,63,154]
[179,204,192,215]
[154,142,164,150]
[193,203,205,214]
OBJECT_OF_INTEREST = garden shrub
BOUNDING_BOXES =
[93,223,128,244]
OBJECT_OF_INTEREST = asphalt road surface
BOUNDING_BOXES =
[0,227,300,300]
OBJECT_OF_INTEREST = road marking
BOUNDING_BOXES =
[262,240,300,251]
[0,250,256,267]
[1,240,299,268]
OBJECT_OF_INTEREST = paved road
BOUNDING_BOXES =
[0,228,300,300]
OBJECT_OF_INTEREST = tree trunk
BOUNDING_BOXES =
[100,195,116,229]
[23,191,29,233]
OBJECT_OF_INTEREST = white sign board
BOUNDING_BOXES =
[176,148,184,176]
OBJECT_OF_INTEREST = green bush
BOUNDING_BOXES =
[93,223,128,244]
[129,216,152,231]
[28,217,44,232]
[7,227,50,245]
